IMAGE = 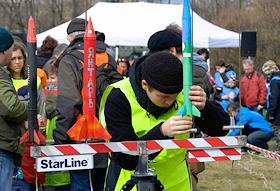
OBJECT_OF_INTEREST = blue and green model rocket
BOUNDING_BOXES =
[178,0,200,117]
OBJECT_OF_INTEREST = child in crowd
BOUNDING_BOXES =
[219,70,239,111]
[44,64,70,190]
[227,102,272,149]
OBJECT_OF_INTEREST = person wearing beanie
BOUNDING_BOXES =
[0,27,14,54]
[54,18,108,190]
[262,60,280,152]
[262,60,279,78]
[148,29,213,191]
[0,26,28,190]
[66,18,87,43]
[148,29,182,56]
[148,30,213,99]
[100,51,229,191]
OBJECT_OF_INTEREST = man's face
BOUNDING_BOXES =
[142,80,178,108]
[243,63,254,74]
[67,34,74,43]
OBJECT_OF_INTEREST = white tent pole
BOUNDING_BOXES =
[115,46,119,62]
[207,48,210,72]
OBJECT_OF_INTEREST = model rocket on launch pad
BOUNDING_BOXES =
[178,0,201,118]
[67,18,111,142]
[20,16,45,145]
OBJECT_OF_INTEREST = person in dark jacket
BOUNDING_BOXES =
[53,18,107,191]
[37,36,58,69]
[154,28,214,190]
[262,60,280,152]
[101,51,230,190]
[96,30,116,61]
[43,43,68,74]
[192,52,213,98]
[0,27,28,191]
[137,29,222,191]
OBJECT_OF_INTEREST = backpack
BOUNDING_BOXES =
[57,47,123,117]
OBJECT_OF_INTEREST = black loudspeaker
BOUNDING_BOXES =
[241,31,256,57]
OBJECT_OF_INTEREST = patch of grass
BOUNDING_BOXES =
[197,140,280,191]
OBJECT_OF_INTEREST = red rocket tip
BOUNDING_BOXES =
[27,16,37,43]
[85,17,95,38]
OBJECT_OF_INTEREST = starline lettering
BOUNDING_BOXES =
[40,158,88,169]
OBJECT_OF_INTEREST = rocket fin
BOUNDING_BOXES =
[177,103,201,117]
[191,105,201,117]
[177,103,187,116]
[67,115,111,141]
[20,130,45,145]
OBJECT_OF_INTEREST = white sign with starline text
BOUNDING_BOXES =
[36,154,94,172]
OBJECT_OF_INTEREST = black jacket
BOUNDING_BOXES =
[53,35,84,144]
[268,71,280,125]
[53,34,108,168]
[104,54,230,189]
[36,52,52,69]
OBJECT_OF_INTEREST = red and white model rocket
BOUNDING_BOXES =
[67,18,111,141]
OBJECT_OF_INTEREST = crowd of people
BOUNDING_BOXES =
[0,17,279,191]
[212,56,280,151]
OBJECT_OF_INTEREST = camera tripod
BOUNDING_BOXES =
[121,141,165,191]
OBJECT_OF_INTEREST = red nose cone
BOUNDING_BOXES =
[85,17,95,38]
[27,16,36,43]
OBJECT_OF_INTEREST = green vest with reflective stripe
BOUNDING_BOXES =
[100,78,191,191]
[12,76,41,92]
[45,117,70,186]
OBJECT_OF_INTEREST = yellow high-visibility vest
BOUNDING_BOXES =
[100,78,191,191]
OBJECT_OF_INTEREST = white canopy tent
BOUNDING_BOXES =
[37,2,239,48]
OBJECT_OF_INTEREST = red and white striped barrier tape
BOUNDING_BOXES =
[245,143,280,161]
[188,147,241,163]
[31,136,244,161]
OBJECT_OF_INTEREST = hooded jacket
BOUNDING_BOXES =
[103,54,229,189]
[53,35,84,144]
[267,71,280,125]
[192,52,213,98]
[229,107,272,136]
[0,65,27,153]
[53,34,108,169]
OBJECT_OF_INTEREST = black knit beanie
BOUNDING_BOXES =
[67,18,87,35]
[148,30,182,52]
[0,27,14,52]
[141,51,183,94]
